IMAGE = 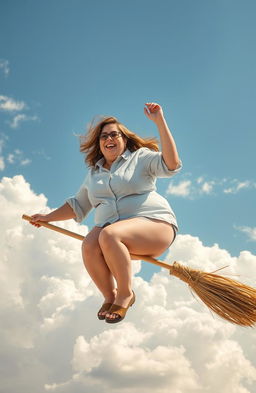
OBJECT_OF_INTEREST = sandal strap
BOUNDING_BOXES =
[105,292,136,323]
[98,303,112,314]
[107,304,127,318]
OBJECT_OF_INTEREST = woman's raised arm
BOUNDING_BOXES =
[144,102,180,171]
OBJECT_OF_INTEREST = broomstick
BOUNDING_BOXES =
[22,214,256,327]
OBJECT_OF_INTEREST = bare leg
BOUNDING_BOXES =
[82,226,117,317]
[98,218,175,320]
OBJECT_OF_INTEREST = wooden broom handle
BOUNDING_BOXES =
[22,214,85,240]
[22,214,172,270]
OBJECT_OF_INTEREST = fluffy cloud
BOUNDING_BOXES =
[0,95,26,112]
[1,175,256,393]
[167,180,192,197]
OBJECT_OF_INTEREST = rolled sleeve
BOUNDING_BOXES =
[143,149,182,178]
[66,184,92,223]
[160,156,182,177]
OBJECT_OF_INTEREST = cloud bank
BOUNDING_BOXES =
[1,175,256,393]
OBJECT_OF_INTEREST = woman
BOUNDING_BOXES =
[30,102,182,324]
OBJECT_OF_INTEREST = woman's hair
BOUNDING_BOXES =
[80,116,159,167]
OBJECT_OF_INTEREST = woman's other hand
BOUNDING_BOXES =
[144,102,164,123]
[30,213,49,228]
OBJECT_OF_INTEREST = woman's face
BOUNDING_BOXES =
[99,123,127,163]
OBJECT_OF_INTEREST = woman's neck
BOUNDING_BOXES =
[103,160,113,170]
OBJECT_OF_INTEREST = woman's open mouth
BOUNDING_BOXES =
[105,143,117,150]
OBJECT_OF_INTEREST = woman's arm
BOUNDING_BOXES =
[30,202,76,227]
[144,102,180,170]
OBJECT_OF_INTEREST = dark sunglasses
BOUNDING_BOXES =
[99,131,123,141]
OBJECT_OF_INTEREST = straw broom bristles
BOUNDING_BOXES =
[22,214,256,327]
[169,262,256,327]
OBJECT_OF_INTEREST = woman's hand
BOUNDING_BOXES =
[144,102,164,123]
[29,213,49,228]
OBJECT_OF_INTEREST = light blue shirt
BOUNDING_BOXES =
[66,147,182,229]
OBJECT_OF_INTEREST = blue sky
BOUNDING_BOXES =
[1,0,255,279]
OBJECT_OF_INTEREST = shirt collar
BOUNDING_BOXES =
[95,157,105,168]
[95,149,132,168]
[120,149,132,160]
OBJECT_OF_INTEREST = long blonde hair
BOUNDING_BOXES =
[80,116,159,167]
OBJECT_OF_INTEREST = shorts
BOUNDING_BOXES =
[135,217,177,247]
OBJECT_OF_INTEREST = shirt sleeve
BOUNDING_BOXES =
[142,148,182,178]
[65,183,92,223]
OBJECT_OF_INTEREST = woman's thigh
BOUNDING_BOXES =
[100,218,175,257]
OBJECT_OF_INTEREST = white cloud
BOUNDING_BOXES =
[0,135,31,168]
[167,178,215,198]
[0,95,26,112]
[201,180,215,194]
[20,158,32,166]
[0,59,10,77]
[65,326,199,393]
[9,113,39,128]
[7,153,15,163]
[224,180,255,194]
[167,180,192,197]
[7,149,31,166]
[167,175,256,198]
[196,176,204,184]
[0,175,256,393]
[236,226,256,242]
[0,94,38,131]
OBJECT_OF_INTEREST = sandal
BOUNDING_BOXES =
[97,302,112,320]
[105,291,136,324]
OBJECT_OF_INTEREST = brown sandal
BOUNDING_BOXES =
[97,303,112,320]
[105,292,136,324]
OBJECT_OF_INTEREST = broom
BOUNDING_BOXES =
[22,214,256,327]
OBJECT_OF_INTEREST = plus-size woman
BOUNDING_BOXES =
[30,102,182,323]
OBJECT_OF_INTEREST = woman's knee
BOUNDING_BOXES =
[82,233,102,256]
[98,226,119,249]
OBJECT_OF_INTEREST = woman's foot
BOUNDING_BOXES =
[97,303,113,320]
[105,291,135,323]
[97,289,117,320]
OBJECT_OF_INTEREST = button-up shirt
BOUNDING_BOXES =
[66,147,182,229]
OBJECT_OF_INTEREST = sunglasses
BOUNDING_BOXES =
[99,131,123,141]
